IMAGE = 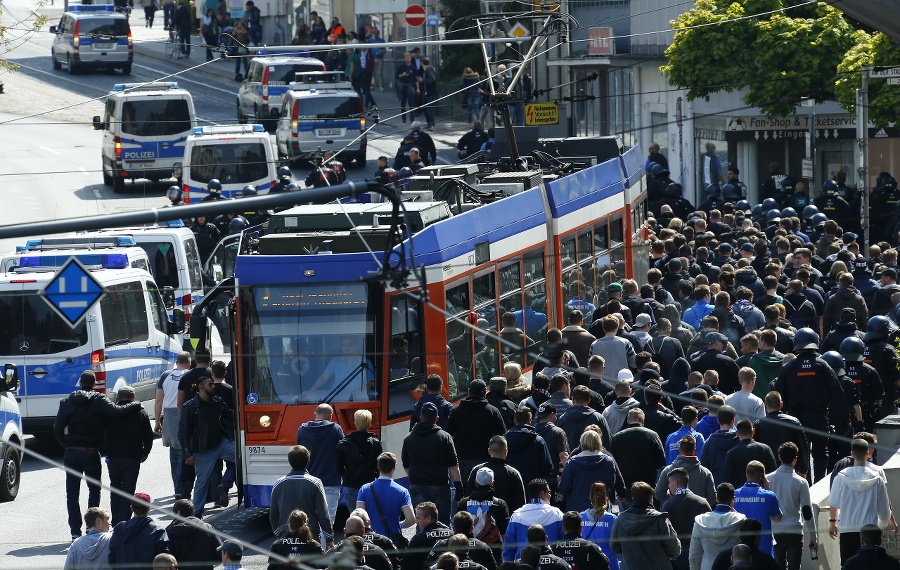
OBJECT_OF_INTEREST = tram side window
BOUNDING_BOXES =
[610,216,625,275]
[499,262,532,369]
[445,281,471,402]
[594,220,611,308]
[522,247,548,344]
[387,295,425,419]
[473,270,502,381]
[560,237,578,324]
[577,228,596,325]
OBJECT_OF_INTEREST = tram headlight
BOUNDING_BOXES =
[259,415,272,428]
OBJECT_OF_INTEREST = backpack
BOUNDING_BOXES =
[787,303,806,330]
[469,500,501,544]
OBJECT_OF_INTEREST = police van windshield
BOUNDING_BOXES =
[0,292,89,356]
[189,142,269,185]
[297,97,362,119]
[80,18,128,37]
[121,99,192,137]
[240,282,377,405]
[268,63,326,85]
[137,242,179,289]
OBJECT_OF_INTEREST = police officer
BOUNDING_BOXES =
[166,185,184,206]
[549,511,609,570]
[665,182,694,220]
[801,205,819,237]
[871,175,900,241]
[722,182,742,204]
[305,157,340,188]
[862,316,900,417]
[269,166,293,194]
[726,165,748,200]
[774,328,850,480]
[822,350,861,472]
[807,213,828,244]
[775,175,799,209]
[647,163,672,203]
[761,162,787,202]
[191,215,222,263]
[814,180,851,228]
[410,121,437,166]
[403,503,452,570]
[841,337,883,433]
[200,179,228,202]
[698,184,723,215]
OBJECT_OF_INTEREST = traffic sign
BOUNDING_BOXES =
[526,103,559,125]
[426,13,439,26]
[41,257,105,327]
[510,22,529,38]
[405,5,426,27]
[870,66,900,79]
[889,77,900,85]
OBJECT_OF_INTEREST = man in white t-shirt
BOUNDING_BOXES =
[155,351,192,497]
[725,367,765,422]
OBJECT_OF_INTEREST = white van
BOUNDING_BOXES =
[94,82,197,192]
[176,124,277,201]
[0,364,23,501]
[50,5,132,75]
[0,264,184,435]
[1,238,151,274]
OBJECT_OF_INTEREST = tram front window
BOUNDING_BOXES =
[242,283,376,405]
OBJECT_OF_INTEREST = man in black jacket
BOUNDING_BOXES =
[609,408,666,506]
[661,467,711,570]
[502,408,554,506]
[54,370,142,540]
[465,435,527,513]
[446,380,508,481]
[166,499,221,570]
[403,501,453,570]
[486,378,518,431]
[557,386,610,452]
[105,385,154,526]
[753,392,810,479]
[178,375,236,518]
[722,420,777,488]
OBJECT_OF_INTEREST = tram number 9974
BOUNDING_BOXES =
[248,446,267,454]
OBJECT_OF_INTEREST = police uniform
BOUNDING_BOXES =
[403,521,453,570]
[831,366,861,469]
[550,534,609,570]
[844,360,884,432]
[200,192,227,202]
[269,179,291,194]
[814,192,851,228]
[697,196,723,215]
[305,165,340,188]
[863,340,899,416]
[774,351,849,480]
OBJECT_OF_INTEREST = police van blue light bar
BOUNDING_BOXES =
[70,4,116,11]
[19,253,130,269]
[24,236,135,248]
[166,219,185,227]
[113,82,179,92]
[193,124,267,136]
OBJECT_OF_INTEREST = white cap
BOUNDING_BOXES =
[617,369,634,382]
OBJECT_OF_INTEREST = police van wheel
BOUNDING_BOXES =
[237,103,246,124]
[121,63,132,75]
[66,55,78,75]
[103,169,113,186]
[0,445,21,502]
[52,54,61,70]
[113,175,125,193]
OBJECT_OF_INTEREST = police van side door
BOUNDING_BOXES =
[141,280,176,401]
[101,98,117,173]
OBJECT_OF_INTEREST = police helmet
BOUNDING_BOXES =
[781,175,797,193]
[722,183,740,200]
[766,209,781,223]
[398,166,414,180]
[736,200,750,212]
[762,198,778,212]
[884,176,898,190]
[811,213,828,227]
[229,217,248,234]
[802,205,819,220]
[167,185,182,201]
[793,327,819,351]
[863,315,899,342]
[665,182,683,197]
[821,351,845,377]
[650,163,670,178]
[781,207,797,218]
[822,180,838,194]
[277,166,292,181]
[286,183,300,192]
[752,204,763,218]
[242,185,258,197]
[208,179,222,193]
[706,184,720,198]
[840,336,866,362]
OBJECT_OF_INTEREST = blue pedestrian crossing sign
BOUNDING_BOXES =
[41,257,105,328]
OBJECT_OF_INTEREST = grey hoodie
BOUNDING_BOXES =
[689,507,746,570]
[610,502,681,570]
[830,465,892,533]
[602,396,640,437]
[655,455,717,507]
[64,531,111,570]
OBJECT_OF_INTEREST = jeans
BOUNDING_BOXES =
[203,32,218,61]
[465,94,481,125]
[234,50,250,76]
[178,27,191,56]
[422,93,436,126]
[341,486,359,510]
[64,448,102,536]
[107,457,141,525]
[192,438,236,515]
[510,102,525,126]
[410,484,451,526]
[374,59,384,89]
[773,532,803,570]
[324,485,340,522]
[169,447,184,496]
[360,75,376,108]
[397,83,416,123]
[144,6,155,27]
[249,26,262,46]
[163,4,174,28]
[479,103,495,130]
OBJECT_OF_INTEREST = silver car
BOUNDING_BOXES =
[50,5,132,75]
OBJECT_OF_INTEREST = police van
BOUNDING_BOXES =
[94,82,197,192]
[175,124,277,201]
[275,71,368,167]
[1,239,151,274]
[0,259,184,435]
[50,5,132,75]
[236,56,326,128]
[0,364,23,501]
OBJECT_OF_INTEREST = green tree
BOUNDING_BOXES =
[834,31,900,128]
[661,0,855,118]
[1,3,49,72]
[439,0,484,80]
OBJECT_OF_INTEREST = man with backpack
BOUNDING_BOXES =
[455,469,510,566]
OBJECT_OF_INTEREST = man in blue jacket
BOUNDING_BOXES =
[504,478,564,561]
[504,407,554,501]
[699,405,740,485]
[410,374,453,430]
[297,403,345,522]
[108,492,169,568]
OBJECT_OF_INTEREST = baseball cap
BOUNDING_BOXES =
[883,268,898,280]
[117,385,135,399]
[667,258,682,271]
[840,307,857,321]
[719,243,733,254]
[536,403,556,417]
[844,232,858,242]
[705,331,728,344]
[469,379,487,394]
[131,492,151,507]
[634,313,652,327]
[475,467,495,486]
[607,282,623,293]
[617,369,634,382]
[740,243,754,252]
[421,402,438,420]
[217,540,244,557]
[854,257,870,272]
[411,120,423,129]
[489,377,507,391]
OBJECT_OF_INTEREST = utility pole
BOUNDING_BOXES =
[857,69,869,247]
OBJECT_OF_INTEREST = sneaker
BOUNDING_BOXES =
[217,484,228,508]
[71,533,81,542]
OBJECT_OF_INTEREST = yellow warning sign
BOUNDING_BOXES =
[510,22,529,38]
[525,103,558,125]
[190,336,200,350]
[533,0,560,12]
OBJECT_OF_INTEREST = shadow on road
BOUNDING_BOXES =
[5,542,71,558]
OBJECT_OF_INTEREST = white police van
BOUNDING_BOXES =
[275,71,368,166]
[0,259,184,435]
[0,364,23,501]
[50,5,132,75]
[94,82,197,192]
[236,55,326,128]
[0,239,151,275]
[176,124,277,201]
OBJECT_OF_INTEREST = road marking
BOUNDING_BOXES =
[131,63,237,96]
[79,167,90,176]
[93,188,103,200]
[39,146,61,156]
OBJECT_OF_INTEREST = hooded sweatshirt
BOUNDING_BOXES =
[655,455,717,507]
[610,501,681,570]
[695,414,721,440]
[503,424,554,487]
[747,352,784,400]
[108,516,169,570]
[445,396,507,462]
[602,396,640,437]
[823,285,869,334]
[296,419,344,486]
[700,429,739,485]
[559,451,625,512]
[732,299,765,332]
[558,404,610,451]
[662,357,692,406]
[689,505,746,570]
[830,465,892,533]
[65,531,111,570]
[165,516,221,570]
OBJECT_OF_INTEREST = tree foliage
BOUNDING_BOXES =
[439,0,483,80]
[661,0,855,117]
[1,3,49,72]
[834,31,900,128]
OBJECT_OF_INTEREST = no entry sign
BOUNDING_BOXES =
[405,5,426,27]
